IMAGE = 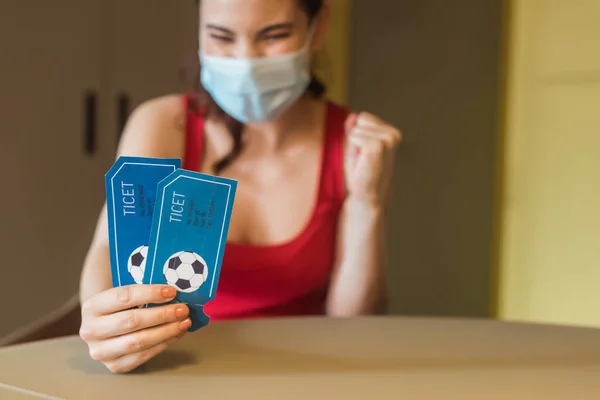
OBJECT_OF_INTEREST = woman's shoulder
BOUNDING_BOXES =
[116,94,188,159]
[129,94,188,130]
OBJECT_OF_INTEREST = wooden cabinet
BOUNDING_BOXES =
[0,1,197,342]
[107,0,197,149]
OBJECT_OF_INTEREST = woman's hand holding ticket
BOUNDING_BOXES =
[79,284,191,373]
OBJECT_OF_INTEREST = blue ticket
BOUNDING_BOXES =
[105,156,181,287]
[143,169,237,331]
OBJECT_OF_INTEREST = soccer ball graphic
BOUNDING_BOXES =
[127,245,148,284]
[163,251,208,293]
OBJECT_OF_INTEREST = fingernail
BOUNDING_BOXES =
[179,318,192,330]
[175,306,188,319]
[161,286,176,298]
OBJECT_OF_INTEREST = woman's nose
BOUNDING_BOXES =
[232,40,262,59]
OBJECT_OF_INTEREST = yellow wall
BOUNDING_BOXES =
[314,0,352,105]
[498,0,600,327]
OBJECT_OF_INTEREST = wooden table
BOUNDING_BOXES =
[1,316,600,399]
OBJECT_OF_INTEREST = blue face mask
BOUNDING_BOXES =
[199,28,314,123]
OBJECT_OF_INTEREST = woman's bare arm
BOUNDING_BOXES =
[325,198,388,316]
[325,111,400,316]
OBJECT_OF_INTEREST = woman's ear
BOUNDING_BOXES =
[310,1,332,53]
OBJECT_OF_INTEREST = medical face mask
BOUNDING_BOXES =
[199,28,314,123]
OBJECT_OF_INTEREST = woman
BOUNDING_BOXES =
[79,0,402,373]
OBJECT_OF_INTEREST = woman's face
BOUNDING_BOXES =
[199,0,327,58]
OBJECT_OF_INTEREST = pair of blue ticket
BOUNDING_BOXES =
[105,156,237,331]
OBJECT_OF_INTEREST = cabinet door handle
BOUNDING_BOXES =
[116,93,130,143]
[83,91,96,156]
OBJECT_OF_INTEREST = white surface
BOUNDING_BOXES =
[1,316,599,399]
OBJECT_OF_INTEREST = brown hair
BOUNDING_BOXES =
[190,0,326,174]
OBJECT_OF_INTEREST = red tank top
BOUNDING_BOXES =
[182,95,349,320]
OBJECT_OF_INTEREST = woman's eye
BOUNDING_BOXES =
[264,33,291,41]
[210,34,233,42]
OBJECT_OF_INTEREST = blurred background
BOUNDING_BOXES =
[1,0,598,344]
